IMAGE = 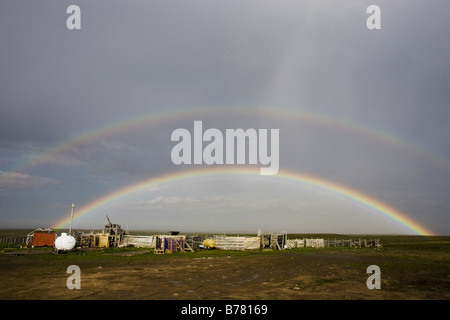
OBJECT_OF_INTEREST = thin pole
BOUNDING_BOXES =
[69,203,74,235]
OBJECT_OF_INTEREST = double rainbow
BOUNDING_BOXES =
[1,106,439,235]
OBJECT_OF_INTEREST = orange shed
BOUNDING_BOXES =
[32,231,56,247]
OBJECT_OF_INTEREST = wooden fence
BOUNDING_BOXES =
[287,238,382,249]
[0,237,27,245]
[324,238,382,248]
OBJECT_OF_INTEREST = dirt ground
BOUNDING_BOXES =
[0,247,448,300]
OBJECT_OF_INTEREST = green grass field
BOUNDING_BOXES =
[0,229,449,299]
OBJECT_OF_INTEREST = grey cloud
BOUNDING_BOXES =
[0,171,58,191]
[0,1,448,234]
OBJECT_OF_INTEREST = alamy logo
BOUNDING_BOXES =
[171,121,279,175]
[66,265,81,289]
[366,265,381,289]
[66,5,81,30]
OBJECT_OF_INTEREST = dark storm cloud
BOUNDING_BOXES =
[0,1,448,233]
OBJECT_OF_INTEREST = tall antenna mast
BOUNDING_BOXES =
[69,203,75,235]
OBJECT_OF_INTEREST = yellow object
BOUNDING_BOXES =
[203,239,215,249]
[94,233,109,248]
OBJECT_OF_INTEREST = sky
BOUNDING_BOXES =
[0,0,449,235]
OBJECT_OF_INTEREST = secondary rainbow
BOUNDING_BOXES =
[4,106,449,178]
[52,167,435,235]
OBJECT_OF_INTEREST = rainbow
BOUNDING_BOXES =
[51,167,435,235]
[4,106,450,177]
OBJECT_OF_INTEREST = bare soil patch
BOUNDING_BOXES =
[0,246,448,300]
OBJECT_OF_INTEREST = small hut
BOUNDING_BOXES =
[26,228,56,247]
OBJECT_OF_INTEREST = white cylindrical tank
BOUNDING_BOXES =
[55,232,76,251]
